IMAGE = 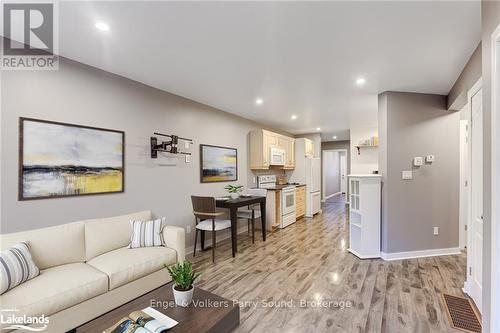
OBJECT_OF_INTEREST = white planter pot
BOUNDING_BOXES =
[230,193,239,199]
[172,284,194,307]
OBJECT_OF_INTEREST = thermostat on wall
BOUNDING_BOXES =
[413,157,423,167]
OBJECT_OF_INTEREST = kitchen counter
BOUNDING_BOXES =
[256,184,306,191]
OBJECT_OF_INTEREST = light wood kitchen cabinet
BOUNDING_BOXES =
[304,138,314,157]
[250,129,295,170]
[283,138,295,169]
[295,186,306,219]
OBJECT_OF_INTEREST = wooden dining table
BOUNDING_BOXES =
[214,196,267,257]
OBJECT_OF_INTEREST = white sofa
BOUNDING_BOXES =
[0,210,185,333]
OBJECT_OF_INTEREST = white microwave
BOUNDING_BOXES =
[270,147,285,166]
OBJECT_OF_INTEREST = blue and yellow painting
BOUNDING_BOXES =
[20,119,124,199]
[201,145,237,182]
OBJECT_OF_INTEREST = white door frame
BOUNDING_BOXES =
[321,149,347,201]
[459,118,469,250]
[489,22,500,333]
[464,77,482,310]
[339,153,347,194]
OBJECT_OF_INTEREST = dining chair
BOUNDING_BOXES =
[236,188,267,243]
[191,196,231,263]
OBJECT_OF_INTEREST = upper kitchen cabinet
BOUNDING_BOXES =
[250,129,295,170]
[284,138,295,169]
[304,138,314,157]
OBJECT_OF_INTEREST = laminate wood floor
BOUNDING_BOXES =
[190,195,467,333]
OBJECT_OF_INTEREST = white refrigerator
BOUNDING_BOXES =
[305,157,322,217]
[290,152,321,217]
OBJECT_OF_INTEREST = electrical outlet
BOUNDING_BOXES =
[186,225,192,234]
[185,155,191,163]
[433,227,439,235]
[402,171,413,180]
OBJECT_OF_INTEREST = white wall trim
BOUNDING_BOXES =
[322,192,342,202]
[381,247,461,261]
[490,22,500,333]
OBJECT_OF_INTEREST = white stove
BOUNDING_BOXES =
[257,175,296,229]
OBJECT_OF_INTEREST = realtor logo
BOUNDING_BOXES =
[1,2,59,70]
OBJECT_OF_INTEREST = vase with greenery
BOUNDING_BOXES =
[166,260,200,307]
[224,185,244,199]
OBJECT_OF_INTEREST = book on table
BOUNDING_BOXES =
[104,307,178,333]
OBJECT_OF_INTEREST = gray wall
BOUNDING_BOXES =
[447,43,482,111]
[323,151,340,197]
[0,57,289,249]
[480,1,500,330]
[378,92,460,253]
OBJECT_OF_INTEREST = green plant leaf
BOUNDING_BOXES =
[165,260,200,290]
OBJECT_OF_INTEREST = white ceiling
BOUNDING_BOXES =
[46,2,482,136]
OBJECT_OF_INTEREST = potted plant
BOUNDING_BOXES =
[166,260,200,307]
[224,185,244,199]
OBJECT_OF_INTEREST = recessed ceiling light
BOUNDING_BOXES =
[95,22,110,32]
[316,127,321,131]
[355,77,366,86]
[332,135,337,139]
[255,98,263,105]
[291,115,297,120]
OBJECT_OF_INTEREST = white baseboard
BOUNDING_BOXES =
[381,247,461,261]
[323,192,342,201]
[185,225,250,256]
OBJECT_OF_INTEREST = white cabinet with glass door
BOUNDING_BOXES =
[348,175,381,259]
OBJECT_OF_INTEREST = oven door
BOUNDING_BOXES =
[282,187,296,215]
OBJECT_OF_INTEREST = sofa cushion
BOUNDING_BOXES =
[0,242,40,294]
[87,247,176,290]
[85,210,152,261]
[129,217,166,249]
[0,222,85,270]
[0,263,108,317]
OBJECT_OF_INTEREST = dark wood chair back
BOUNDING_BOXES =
[191,196,218,220]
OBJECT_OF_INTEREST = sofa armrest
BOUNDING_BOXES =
[163,226,185,263]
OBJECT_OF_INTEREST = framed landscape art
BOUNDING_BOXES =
[200,144,237,183]
[19,118,125,200]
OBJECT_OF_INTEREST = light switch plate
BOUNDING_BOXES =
[402,171,413,180]
[185,155,191,163]
[433,227,439,235]
[426,155,435,163]
[413,157,423,167]
[184,141,190,149]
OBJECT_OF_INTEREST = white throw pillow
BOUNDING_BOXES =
[128,217,166,249]
[0,242,40,294]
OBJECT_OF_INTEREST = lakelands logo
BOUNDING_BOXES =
[1,1,59,70]
[1,309,49,331]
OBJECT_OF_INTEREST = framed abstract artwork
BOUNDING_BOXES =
[19,117,125,200]
[200,144,237,183]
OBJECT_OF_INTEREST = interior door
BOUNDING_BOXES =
[340,154,347,194]
[469,88,483,312]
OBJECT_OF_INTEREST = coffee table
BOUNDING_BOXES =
[75,283,239,333]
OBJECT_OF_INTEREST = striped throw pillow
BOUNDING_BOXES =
[0,242,40,295]
[129,217,166,249]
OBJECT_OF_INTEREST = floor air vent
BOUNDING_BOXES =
[442,293,481,333]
